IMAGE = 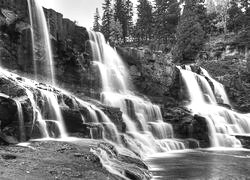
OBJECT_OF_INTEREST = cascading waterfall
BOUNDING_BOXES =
[27,0,55,85]
[88,31,185,153]
[179,65,250,148]
[76,98,121,144]
[14,100,26,142]
[0,67,123,142]
[40,90,67,138]
[0,68,66,139]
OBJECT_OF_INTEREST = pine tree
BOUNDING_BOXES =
[173,0,206,63]
[110,15,123,45]
[153,0,180,46]
[125,0,134,40]
[101,0,113,40]
[93,8,101,32]
[135,0,153,43]
[114,0,129,42]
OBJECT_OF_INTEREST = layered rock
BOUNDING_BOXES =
[117,47,188,105]
[0,69,123,144]
[0,1,101,99]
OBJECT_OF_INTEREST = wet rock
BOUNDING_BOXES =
[235,135,250,149]
[184,138,200,149]
[191,115,210,148]
[124,170,141,180]
[60,107,83,133]
[46,121,61,138]
[1,154,17,160]
[101,107,123,132]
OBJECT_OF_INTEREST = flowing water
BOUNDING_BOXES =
[179,66,250,148]
[88,31,185,154]
[2,2,250,178]
[147,149,250,179]
[14,100,26,142]
[27,0,55,85]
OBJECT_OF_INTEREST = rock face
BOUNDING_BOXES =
[200,55,250,113]
[0,1,101,99]
[0,70,123,144]
[117,47,188,105]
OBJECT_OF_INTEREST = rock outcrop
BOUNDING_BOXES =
[0,69,123,145]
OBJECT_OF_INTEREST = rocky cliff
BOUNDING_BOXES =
[0,0,100,99]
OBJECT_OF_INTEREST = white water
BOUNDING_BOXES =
[179,66,250,148]
[76,98,121,143]
[88,31,185,154]
[14,100,26,142]
[40,90,67,138]
[27,0,55,85]
[201,68,231,105]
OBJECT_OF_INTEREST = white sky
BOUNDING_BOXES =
[38,0,147,29]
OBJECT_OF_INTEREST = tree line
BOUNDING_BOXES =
[93,0,250,63]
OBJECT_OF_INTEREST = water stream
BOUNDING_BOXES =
[179,66,250,148]
[27,0,55,85]
[2,1,250,178]
[88,31,185,154]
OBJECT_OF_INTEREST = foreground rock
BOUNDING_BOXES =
[0,139,150,180]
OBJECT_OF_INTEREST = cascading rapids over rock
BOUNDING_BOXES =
[87,31,185,154]
[179,65,250,148]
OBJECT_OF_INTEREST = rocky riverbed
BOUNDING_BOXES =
[0,139,150,180]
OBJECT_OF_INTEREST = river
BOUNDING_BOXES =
[146,149,250,179]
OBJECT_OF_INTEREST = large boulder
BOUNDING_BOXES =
[0,74,36,143]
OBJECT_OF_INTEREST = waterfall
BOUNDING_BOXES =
[76,98,121,144]
[27,0,55,85]
[88,31,185,153]
[14,100,26,142]
[179,66,250,148]
[40,90,68,138]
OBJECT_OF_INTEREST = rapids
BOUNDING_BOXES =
[179,65,250,148]
[88,31,185,154]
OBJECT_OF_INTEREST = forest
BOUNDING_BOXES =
[93,0,250,63]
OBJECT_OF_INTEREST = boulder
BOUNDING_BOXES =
[191,115,210,148]
[235,135,250,149]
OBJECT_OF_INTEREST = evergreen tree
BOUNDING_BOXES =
[114,0,133,42]
[173,0,206,63]
[135,0,153,43]
[110,15,123,45]
[114,0,127,41]
[101,0,113,40]
[93,8,101,32]
[153,0,180,46]
[125,0,134,39]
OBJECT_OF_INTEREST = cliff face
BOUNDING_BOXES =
[0,0,102,99]
[0,1,185,104]
[199,34,250,113]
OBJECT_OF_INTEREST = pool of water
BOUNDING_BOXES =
[146,149,250,179]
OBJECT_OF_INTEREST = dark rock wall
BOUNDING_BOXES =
[0,0,102,98]
[117,47,187,105]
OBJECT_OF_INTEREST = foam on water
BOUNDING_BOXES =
[88,31,185,154]
[179,66,250,148]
